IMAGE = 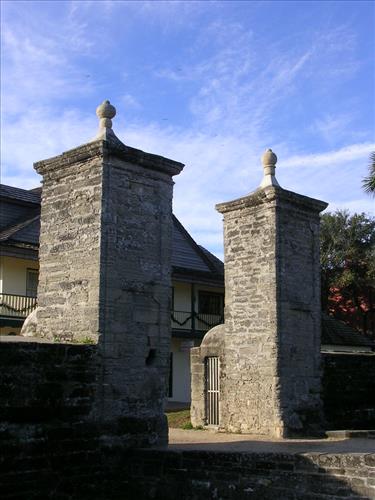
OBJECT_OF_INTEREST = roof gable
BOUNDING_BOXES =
[171,215,224,278]
[0,184,41,205]
[0,215,40,246]
[322,313,375,349]
[0,184,224,280]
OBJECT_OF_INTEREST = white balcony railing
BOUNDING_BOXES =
[0,294,37,318]
[171,310,223,333]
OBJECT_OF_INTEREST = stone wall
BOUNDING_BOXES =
[30,128,183,446]
[0,339,167,499]
[275,191,325,435]
[0,339,98,499]
[1,342,374,498]
[3,445,373,499]
[0,340,97,425]
[322,353,375,430]
[219,188,327,438]
[219,192,279,436]
[97,148,177,425]
[192,186,327,437]
[120,449,375,500]
[192,349,375,432]
[34,143,103,343]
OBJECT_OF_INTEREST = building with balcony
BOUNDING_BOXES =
[0,185,40,335]
[170,216,224,401]
[0,183,224,403]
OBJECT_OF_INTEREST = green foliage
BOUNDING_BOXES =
[320,210,375,328]
[362,152,375,196]
[52,334,96,344]
[166,409,191,428]
[81,336,95,344]
[182,421,194,430]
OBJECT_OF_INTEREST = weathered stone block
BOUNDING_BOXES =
[19,102,183,448]
[191,151,327,437]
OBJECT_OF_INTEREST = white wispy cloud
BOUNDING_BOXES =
[311,114,354,144]
[2,99,373,257]
[155,18,360,146]
[283,143,375,168]
[1,21,95,116]
[1,106,96,181]
[1,2,373,259]
[120,94,142,110]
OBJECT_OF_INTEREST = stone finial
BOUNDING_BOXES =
[260,149,280,189]
[94,100,119,141]
[96,100,116,127]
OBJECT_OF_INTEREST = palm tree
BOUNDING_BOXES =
[362,152,375,196]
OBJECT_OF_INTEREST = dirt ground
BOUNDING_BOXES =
[167,428,375,453]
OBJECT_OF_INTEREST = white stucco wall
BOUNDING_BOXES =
[172,282,191,311]
[0,256,39,295]
[169,338,194,402]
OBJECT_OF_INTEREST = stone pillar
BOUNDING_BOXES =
[191,150,327,438]
[30,100,184,445]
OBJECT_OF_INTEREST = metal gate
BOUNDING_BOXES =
[205,356,220,426]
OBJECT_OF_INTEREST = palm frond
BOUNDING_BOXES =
[362,152,375,195]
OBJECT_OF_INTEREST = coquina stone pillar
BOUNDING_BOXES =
[191,150,327,438]
[28,101,183,445]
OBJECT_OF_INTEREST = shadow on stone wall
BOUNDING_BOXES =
[322,353,375,430]
[1,441,374,499]
[1,340,375,499]
[0,341,97,425]
[118,447,375,500]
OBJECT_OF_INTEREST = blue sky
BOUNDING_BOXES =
[1,0,374,258]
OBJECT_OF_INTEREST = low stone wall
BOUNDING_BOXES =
[0,340,161,499]
[2,445,374,499]
[322,353,375,430]
[0,340,98,498]
[0,340,97,424]
[1,342,375,499]
[119,449,375,500]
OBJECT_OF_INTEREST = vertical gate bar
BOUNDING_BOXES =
[215,357,218,425]
[205,357,220,426]
[212,357,214,424]
[206,358,208,424]
[209,358,212,424]
[207,358,209,424]
[217,358,220,425]
[216,357,218,424]
[208,358,212,424]
[213,357,215,424]
[213,357,215,425]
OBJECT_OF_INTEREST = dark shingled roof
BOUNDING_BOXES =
[171,215,224,282]
[0,184,41,205]
[322,313,375,348]
[0,184,224,280]
[0,216,40,246]
[172,216,213,273]
[199,245,224,275]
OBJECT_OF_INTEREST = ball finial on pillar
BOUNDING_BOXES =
[96,100,116,128]
[94,100,119,141]
[260,148,280,188]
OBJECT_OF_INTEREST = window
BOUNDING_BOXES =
[26,269,38,297]
[198,292,224,316]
